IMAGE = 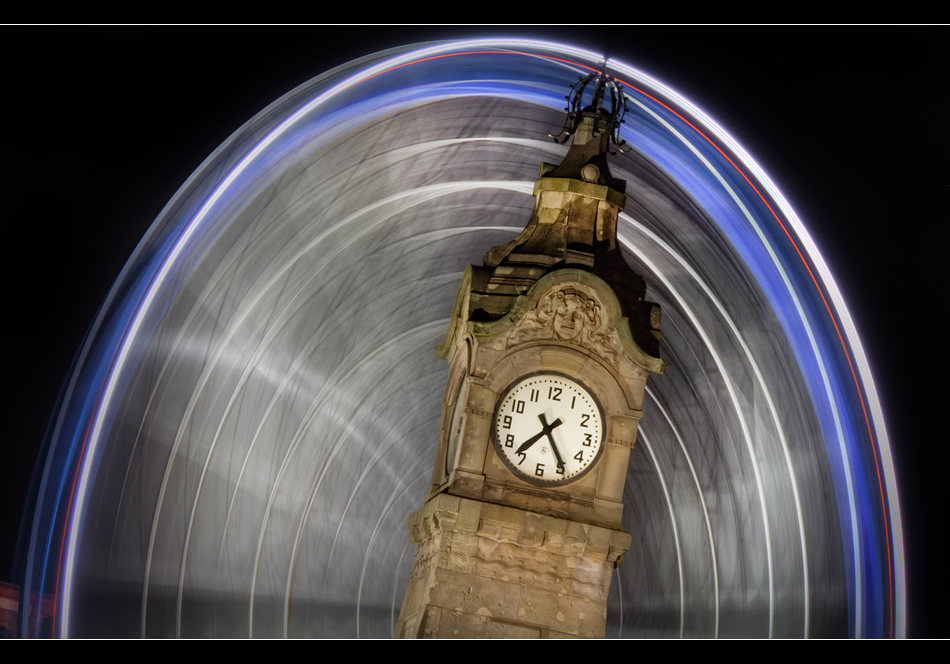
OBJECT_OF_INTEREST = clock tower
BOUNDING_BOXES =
[395,71,666,638]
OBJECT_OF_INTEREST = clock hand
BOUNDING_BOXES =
[549,439,566,470]
[515,430,546,455]
[514,415,564,456]
[538,414,565,470]
[537,413,563,434]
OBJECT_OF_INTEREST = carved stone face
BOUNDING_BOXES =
[503,282,620,368]
[552,291,583,340]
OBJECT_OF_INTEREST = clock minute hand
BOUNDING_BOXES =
[538,414,566,469]
[537,413,563,438]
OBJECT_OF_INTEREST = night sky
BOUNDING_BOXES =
[3,26,945,637]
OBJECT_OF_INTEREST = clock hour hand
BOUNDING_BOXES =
[515,415,564,455]
[515,430,546,455]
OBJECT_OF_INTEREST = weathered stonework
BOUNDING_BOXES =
[396,79,664,638]
[394,494,630,639]
[503,284,620,367]
[425,268,658,531]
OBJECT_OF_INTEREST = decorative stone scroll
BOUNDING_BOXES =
[506,285,619,366]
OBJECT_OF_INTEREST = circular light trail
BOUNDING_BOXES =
[17,38,902,638]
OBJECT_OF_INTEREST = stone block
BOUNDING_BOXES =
[458,415,491,474]
[538,190,565,210]
[537,513,566,538]
[591,499,623,528]
[429,493,461,518]
[596,445,630,507]
[584,524,612,561]
[520,512,553,547]
[571,556,611,601]
[468,384,498,413]
[417,606,442,639]
[473,539,574,595]
[450,469,485,498]
[457,497,482,533]
[478,516,523,543]
[437,610,488,638]
[538,514,572,554]
[400,570,431,618]
[538,347,587,375]
[538,205,566,225]
[429,567,521,621]
[519,512,545,547]
[518,586,606,637]
[504,490,571,519]
[487,621,542,639]
[480,502,525,531]
[393,612,419,639]
[547,629,583,639]
[564,520,589,549]
[505,348,543,384]
[440,530,478,574]
[608,529,632,565]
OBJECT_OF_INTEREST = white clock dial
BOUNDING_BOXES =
[492,374,604,485]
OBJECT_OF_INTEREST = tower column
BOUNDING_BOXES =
[396,68,664,638]
[395,494,630,639]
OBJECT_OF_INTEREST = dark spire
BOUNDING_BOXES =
[550,66,628,150]
[466,62,661,359]
[545,66,629,193]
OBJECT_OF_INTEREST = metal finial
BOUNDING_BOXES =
[548,65,629,151]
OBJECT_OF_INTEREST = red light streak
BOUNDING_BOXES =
[53,45,895,639]
[53,378,107,638]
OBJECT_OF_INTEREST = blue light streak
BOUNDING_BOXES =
[17,39,902,639]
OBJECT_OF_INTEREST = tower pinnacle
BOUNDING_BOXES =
[472,67,660,357]
[546,68,629,192]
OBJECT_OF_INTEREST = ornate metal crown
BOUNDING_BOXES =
[549,67,629,152]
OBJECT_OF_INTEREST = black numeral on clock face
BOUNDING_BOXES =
[583,433,592,447]
[517,452,526,465]
[505,434,515,448]
[502,415,512,429]
[556,464,565,475]
[535,463,545,477]
[530,389,539,402]
[548,387,562,401]
[574,451,584,462]
[571,396,576,409]
[514,400,525,414]
[580,414,589,428]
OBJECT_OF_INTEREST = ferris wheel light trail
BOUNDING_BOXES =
[18,38,902,639]
[604,59,900,636]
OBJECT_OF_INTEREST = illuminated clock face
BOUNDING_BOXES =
[492,374,605,485]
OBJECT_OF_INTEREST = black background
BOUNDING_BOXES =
[3,26,945,638]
